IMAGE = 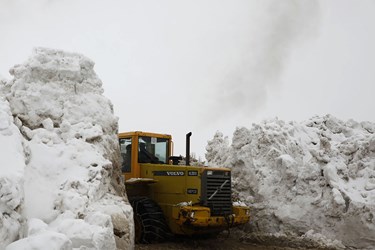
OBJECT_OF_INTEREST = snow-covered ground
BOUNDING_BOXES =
[0,48,134,250]
[206,115,375,249]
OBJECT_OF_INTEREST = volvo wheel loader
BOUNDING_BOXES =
[119,131,250,243]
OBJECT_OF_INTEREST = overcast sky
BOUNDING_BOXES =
[1,0,374,158]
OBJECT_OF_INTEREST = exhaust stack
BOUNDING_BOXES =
[186,132,192,166]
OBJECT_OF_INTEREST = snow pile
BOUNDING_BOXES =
[207,115,375,249]
[0,48,134,249]
[0,97,25,249]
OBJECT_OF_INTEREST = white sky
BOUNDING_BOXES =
[1,0,374,158]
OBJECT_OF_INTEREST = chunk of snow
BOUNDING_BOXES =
[5,231,72,250]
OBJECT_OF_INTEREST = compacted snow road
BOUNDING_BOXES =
[134,239,325,250]
[134,230,338,250]
[135,240,299,250]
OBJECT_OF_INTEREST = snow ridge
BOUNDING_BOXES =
[207,115,375,249]
[0,97,25,249]
[0,48,134,249]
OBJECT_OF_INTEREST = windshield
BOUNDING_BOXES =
[138,136,169,164]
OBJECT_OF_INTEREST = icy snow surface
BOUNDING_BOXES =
[0,48,134,249]
[206,115,375,249]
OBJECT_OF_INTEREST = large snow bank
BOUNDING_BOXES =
[0,48,134,249]
[207,115,375,249]
[0,97,25,249]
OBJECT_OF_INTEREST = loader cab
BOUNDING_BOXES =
[119,131,172,180]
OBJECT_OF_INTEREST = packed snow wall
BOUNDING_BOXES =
[206,115,375,249]
[0,48,134,249]
[0,97,25,249]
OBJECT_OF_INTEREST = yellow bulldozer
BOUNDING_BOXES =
[119,131,250,243]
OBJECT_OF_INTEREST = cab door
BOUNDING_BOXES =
[119,136,140,180]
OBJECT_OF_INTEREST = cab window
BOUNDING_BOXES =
[138,136,169,164]
[119,138,132,172]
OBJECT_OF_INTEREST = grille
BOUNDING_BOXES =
[201,169,232,216]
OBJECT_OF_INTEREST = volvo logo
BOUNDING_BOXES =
[153,171,185,176]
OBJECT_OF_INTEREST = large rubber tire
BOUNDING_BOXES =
[130,196,171,243]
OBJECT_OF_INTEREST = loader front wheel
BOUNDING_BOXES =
[130,196,170,243]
